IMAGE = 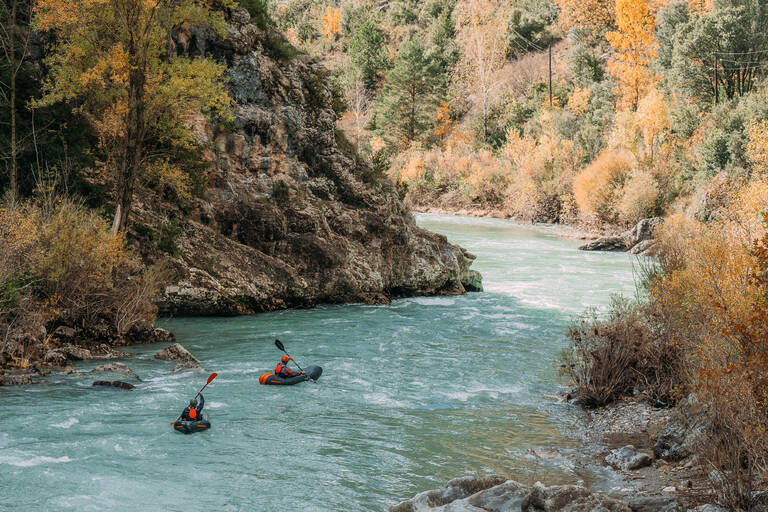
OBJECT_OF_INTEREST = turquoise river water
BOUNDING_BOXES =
[1,214,637,511]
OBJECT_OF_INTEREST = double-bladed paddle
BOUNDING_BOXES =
[274,339,314,382]
[171,372,217,425]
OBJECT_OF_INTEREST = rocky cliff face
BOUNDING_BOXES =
[134,9,480,316]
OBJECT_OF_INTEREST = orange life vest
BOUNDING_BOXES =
[275,363,292,376]
[189,407,197,420]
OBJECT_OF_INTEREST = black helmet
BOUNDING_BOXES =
[189,399,197,407]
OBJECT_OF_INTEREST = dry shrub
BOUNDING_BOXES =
[564,298,658,407]
[34,201,127,325]
[648,184,768,506]
[0,199,166,366]
[616,169,659,225]
[563,293,686,408]
[746,118,768,174]
[573,148,634,222]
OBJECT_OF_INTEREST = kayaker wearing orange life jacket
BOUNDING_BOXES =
[181,394,205,421]
[275,355,304,378]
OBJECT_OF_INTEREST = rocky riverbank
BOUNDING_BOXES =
[388,397,725,512]
[412,205,663,254]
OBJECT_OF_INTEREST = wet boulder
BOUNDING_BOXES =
[579,235,627,252]
[61,344,93,361]
[1,371,34,386]
[605,445,653,471]
[92,380,135,390]
[173,362,203,372]
[461,270,484,292]
[92,344,130,359]
[388,476,632,512]
[152,343,199,363]
[525,482,631,511]
[43,349,68,366]
[91,363,141,381]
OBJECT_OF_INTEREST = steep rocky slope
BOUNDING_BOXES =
[133,9,480,316]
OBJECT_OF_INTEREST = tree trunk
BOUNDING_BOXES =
[10,61,16,200]
[111,37,146,234]
[8,0,18,200]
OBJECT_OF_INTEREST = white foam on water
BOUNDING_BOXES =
[363,392,407,408]
[0,455,72,467]
[207,401,226,409]
[50,417,79,429]
[114,444,122,452]
[410,297,456,306]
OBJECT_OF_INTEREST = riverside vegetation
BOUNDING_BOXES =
[3,0,768,509]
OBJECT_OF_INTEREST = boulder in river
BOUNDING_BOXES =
[388,476,632,512]
[578,235,627,252]
[92,380,135,390]
[92,344,131,359]
[605,445,653,470]
[43,349,68,366]
[60,344,93,361]
[579,217,663,254]
[152,343,198,363]
[91,363,141,381]
[173,362,203,372]
[461,269,483,292]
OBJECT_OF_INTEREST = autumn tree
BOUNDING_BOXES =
[636,88,668,162]
[606,0,658,111]
[373,37,442,146]
[33,0,232,234]
[0,0,33,199]
[555,0,615,36]
[344,68,372,153]
[321,6,341,42]
[433,102,455,142]
[455,0,507,144]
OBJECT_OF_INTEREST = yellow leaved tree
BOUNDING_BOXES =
[33,0,233,233]
[606,0,658,111]
[321,7,342,42]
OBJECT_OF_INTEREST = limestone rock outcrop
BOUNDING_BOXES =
[134,8,480,316]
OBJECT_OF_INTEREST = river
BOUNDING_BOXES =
[0,214,636,511]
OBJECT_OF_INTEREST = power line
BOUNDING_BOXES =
[508,26,547,53]
[714,49,768,56]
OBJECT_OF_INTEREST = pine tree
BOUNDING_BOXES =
[348,20,389,90]
[374,38,442,147]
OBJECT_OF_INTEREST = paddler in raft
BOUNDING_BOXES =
[274,355,305,379]
[180,394,205,421]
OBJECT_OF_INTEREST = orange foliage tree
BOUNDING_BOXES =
[606,0,658,111]
[321,7,341,42]
[433,102,456,142]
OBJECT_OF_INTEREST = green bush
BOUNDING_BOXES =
[156,220,184,257]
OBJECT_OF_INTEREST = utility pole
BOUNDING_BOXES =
[714,53,719,105]
[548,44,552,107]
